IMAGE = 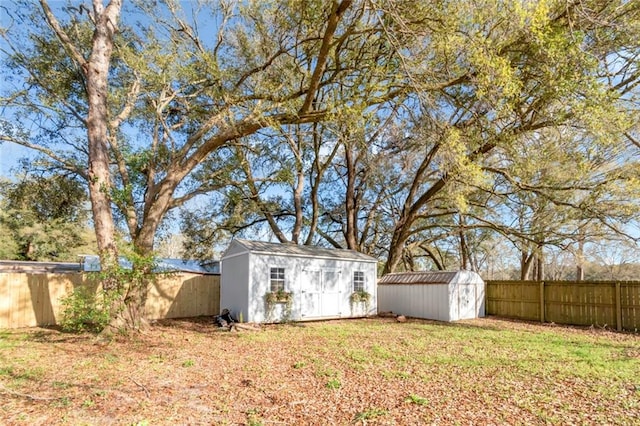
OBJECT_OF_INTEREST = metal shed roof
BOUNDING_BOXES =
[154,259,220,275]
[79,255,219,275]
[378,271,460,285]
[226,239,377,262]
[0,260,81,274]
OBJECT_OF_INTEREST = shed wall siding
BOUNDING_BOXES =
[220,253,250,321]
[245,253,377,323]
[378,284,450,321]
[248,253,290,323]
[223,241,249,258]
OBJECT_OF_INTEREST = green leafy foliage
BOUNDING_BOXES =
[59,286,119,334]
[349,290,371,304]
[0,175,95,261]
[349,290,372,316]
[0,220,20,260]
[264,290,293,322]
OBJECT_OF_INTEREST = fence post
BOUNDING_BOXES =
[615,282,622,332]
[539,281,545,323]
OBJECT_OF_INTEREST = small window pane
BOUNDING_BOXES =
[353,271,365,292]
[270,267,285,292]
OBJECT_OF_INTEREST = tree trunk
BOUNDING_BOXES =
[83,0,125,330]
[291,131,305,244]
[344,145,358,250]
[305,171,321,246]
[305,124,322,245]
[384,225,409,274]
[402,250,415,272]
[458,215,469,270]
[420,244,445,271]
[576,238,585,281]
[576,264,585,282]
[521,251,534,280]
[459,231,468,270]
[536,252,545,281]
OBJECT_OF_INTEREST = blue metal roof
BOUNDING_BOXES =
[80,255,219,275]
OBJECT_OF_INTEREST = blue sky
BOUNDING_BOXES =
[0,5,28,179]
[0,143,33,177]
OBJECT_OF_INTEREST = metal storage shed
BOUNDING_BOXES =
[220,239,378,323]
[377,270,485,322]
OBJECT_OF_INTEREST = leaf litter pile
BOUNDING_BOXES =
[1,317,638,425]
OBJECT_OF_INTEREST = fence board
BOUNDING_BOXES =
[486,280,640,331]
[621,282,640,331]
[485,280,539,320]
[0,272,220,329]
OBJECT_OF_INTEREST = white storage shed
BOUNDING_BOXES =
[220,239,378,323]
[377,270,485,322]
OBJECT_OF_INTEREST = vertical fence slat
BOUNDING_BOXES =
[539,281,545,323]
[615,282,622,332]
[0,274,10,328]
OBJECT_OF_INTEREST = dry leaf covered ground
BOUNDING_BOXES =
[1,316,638,425]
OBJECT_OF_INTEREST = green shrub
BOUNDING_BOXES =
[59,287,117,333]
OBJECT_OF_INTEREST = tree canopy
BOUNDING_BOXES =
[1,0,638,283]
[0,174,95,260]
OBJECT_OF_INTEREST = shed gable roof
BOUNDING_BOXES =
[224,239,377,262]
[378,271,459,285]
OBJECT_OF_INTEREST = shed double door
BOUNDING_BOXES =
[301,269,341,318]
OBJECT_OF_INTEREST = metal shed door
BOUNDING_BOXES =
[458,283,475,320]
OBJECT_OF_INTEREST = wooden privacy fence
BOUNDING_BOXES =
[486,280,640,331]
[0,272,220,329]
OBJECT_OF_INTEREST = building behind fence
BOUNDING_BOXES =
[0,272,220,329]
[486,280,640,331]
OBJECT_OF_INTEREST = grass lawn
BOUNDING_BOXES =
[0,316,638,425]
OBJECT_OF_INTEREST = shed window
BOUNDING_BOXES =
[353,271,365,292]
[270,267,285,292]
